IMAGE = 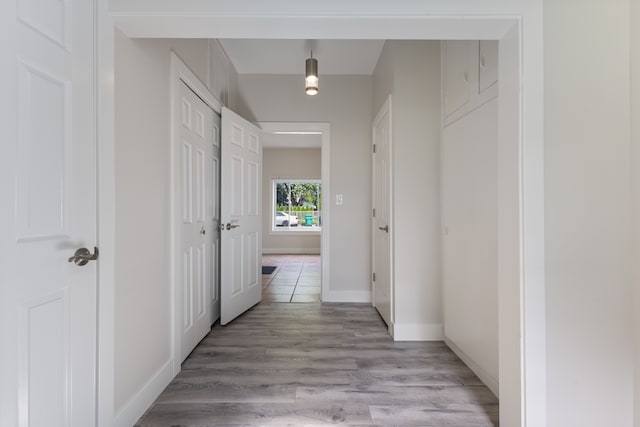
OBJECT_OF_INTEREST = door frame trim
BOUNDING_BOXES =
[259,122,331,302]
[169,52,222,375]
[99,7,545,426]
[371,94,393,333]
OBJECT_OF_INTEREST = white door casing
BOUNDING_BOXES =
[178,81,217,361]
[103,9,536,427]
[371,96,393,329]
[220,107,262,325]
[0,0,97,426]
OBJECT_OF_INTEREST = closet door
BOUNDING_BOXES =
[179,81,216,361]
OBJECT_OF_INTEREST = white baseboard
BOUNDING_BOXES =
[323,290,371,303]
[444,336,499,397]
[113,358,175,427]
[393,322,444,341]
[262,248,321,255]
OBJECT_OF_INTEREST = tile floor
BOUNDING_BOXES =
[262,254,321,302]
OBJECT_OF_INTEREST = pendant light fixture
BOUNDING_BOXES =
[305,50,319,96]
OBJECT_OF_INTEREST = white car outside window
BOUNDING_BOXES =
[275,211,298,227]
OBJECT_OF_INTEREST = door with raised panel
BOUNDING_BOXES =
[220,107,262,325]
[0,0,97,426]
[179,81,217,361]
[210,114,222,325]
[372,96,392,328]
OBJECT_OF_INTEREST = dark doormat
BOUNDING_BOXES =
[262,266,277,275]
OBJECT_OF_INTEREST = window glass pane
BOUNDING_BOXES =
[273,180,321,231]
[275,182,289,228]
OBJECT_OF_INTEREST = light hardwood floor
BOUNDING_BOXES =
[136,303,499,426]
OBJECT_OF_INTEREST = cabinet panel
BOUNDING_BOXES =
[443,41,473,117]
[479,41,499,93]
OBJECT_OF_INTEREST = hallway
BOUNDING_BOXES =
[136,303,498,426]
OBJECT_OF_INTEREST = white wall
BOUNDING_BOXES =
[113,31,238,424]
[262,148,321,254]
[544,1,634,426]
[237,74,372,301]
[372,41,443,340]
[114,31,206,413]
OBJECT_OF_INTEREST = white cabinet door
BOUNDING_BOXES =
[220,108,262,325]
[179,81,217,361]
[479,41,499,92]
[0,0,97,425]
[443,41,473,117]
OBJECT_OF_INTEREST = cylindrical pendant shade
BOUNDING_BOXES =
[305,57,318,95]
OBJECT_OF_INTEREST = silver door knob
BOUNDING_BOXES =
[378,225,389,233]
[226,223,240,230]
[68,247,99,266]
[200,227,206,235]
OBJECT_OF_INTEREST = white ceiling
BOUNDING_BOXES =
[218,39,385,75]
[262,133,322,149]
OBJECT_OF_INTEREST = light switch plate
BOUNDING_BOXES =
[336,194,343,206]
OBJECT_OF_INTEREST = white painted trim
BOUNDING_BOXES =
[506,20,547,427]
[112,360,173,427]
[445,337,499,398]
[262,248,320,255]
[171,51,222,115]
[110,10,518,41]
[97,0,116,425]
[258,122,331,303]
[324,290,371,303]
[393,323,444,341]
[169,52,222,375]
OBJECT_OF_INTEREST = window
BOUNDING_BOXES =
[273,180,322,231]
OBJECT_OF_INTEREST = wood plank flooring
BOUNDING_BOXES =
[136,303,499,426]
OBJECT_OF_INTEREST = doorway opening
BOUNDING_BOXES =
[259,122,331,302]
[100,12,541,425]
[261,254,321,302]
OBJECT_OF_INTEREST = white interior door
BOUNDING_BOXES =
[0,0,97,426]
[372,96,392,328]
[220,107,262,325]
[179,81,217,360]
[211,114,222,324]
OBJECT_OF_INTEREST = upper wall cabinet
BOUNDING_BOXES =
[443,40,498,126]
[208,40,231,107]
[479,41,499,93]
[443,41,473,117]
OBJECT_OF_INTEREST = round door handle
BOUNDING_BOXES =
[226,223,240,230]
[200,228,206,235]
